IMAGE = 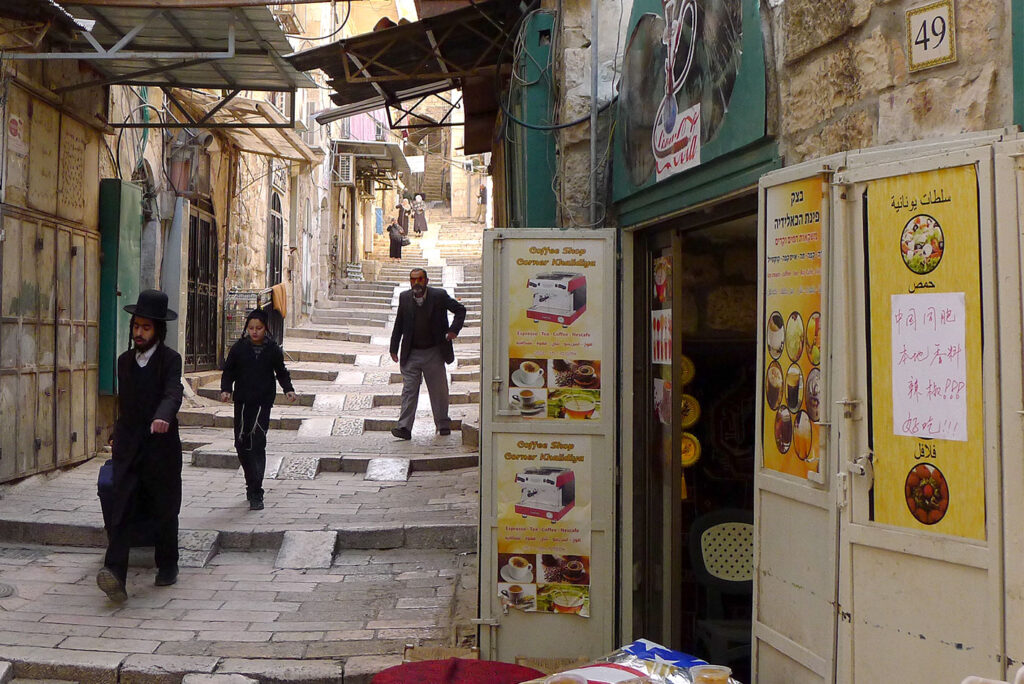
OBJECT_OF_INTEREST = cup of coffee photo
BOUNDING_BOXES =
[564,559,584,580]
[520,360,544,385]
[508,555,532,580]
[765,361,783,410]
[501,584,525,605]
[767,310,785,359]
[518,389,536,409]
[785,363,803,411]
[563,395,596,419]
[574,364,596,386]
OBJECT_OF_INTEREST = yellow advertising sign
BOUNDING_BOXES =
[496,433,591,616]
[865,165,984,540]
[763,177,824,479]
[506,241,605,421]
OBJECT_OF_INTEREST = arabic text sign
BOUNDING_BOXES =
[891,293,967,441]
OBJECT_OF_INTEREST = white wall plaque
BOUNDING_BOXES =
[907,0,957,72]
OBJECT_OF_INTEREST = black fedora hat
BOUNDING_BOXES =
[124,289,178,321]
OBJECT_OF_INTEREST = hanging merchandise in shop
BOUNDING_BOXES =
[762,177,825,480]
[865,165,985,540]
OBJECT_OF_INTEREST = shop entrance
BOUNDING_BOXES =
[633,203,758,682]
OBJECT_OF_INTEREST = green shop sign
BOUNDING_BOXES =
[614,0,774,224]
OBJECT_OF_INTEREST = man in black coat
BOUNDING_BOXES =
[97,290,183,602]
[389,268,466,439]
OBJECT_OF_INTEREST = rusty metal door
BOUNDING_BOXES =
[0,205,98,482]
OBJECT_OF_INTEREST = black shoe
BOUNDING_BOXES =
[155,567,178,586]
[438,428,451,436]
[391,427,412,440]
[249,499,264,510]
[96,566,128,602]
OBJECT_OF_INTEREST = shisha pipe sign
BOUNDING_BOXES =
[653,0,701,181]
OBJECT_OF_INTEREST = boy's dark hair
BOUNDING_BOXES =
[243,308,270,338]
[127,315,167,349]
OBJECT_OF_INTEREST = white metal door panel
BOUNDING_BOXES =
[835,146,1004,683]
[755,157,843,684]
[993,139,1024,672]
[479,229,617,663]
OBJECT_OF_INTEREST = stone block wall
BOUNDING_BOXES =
[766,0,1012,162]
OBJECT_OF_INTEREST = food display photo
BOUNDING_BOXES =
[549,388,601,420]
[540,553,590,585]
[510,387,548,418]
[900,214,944,275]
[536,583,589,616]
[551,359,601,389]
[510,357,547,388]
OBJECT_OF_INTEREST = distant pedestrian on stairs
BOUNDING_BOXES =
[219,309,296,510]
[389,268,467,439]
[397,197,410,234]
[386,215,405,260]
[475,183,487,223]
[412,194,428,235]
[97,289,183,603]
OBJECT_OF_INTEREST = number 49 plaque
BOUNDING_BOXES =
[906,0,957,72]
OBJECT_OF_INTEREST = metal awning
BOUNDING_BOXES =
[169,88,323,163]
[285,0,522,130]
[7,1,315,95]
[332,139,410,178]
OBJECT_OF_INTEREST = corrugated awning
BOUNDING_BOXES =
[285,0,522,132]
[332,139,410,178]
[16,2,315,94]
[168,88,322,163]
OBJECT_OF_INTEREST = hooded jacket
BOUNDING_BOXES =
[220,335,294,405]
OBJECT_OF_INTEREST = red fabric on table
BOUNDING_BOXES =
[372,658,546,684]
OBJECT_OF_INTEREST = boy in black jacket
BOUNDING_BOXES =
[220,309,296,509]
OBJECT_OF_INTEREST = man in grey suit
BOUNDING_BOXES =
[389,268,467,439]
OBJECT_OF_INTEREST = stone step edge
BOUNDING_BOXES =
[0,517,477,553]
[0,649,403,684]
[190,450,478,473]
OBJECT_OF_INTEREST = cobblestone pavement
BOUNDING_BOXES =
[0,216,485,683]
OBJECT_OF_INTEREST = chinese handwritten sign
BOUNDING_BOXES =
[891,292,966,441]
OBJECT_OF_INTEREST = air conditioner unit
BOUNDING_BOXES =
[335,153,355,185]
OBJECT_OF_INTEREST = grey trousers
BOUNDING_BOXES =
[398,346,451,431]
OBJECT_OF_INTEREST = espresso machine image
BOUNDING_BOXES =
[514,466,576,521]
[526,272,587,326]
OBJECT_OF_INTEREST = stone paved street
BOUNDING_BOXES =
[0,217,485,682]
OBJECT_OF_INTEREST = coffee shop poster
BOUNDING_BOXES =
[495,433,592,617]
[505,239,605,421]
[762,176,824,479]
[865,165,985,540]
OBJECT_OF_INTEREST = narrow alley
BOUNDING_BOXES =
[0,213,485,683]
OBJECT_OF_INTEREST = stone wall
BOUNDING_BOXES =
[550,0,625,227]
[765,0,1012,162]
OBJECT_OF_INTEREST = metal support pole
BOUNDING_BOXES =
[590,0,599,226]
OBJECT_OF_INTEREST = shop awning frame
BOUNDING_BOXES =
[6,1,315,105]
[167,88,323,163]
[285,0,522,129]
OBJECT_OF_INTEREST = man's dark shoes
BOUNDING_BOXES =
[439,428,451,436]
[155,567,178,586]
[391,427,412,440]
[96,566,128,602]
[249,498,264,510]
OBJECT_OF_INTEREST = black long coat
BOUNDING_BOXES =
[387,222,404,259]
[109,343,183,527]
[389,286,466,364]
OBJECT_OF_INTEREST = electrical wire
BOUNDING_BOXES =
[285,1,350,41]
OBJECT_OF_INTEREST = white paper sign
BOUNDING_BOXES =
[891,292,967,441]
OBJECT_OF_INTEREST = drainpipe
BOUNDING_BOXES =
[590,0,599,226]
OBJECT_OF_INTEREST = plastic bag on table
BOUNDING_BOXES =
[518,639,742,684]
